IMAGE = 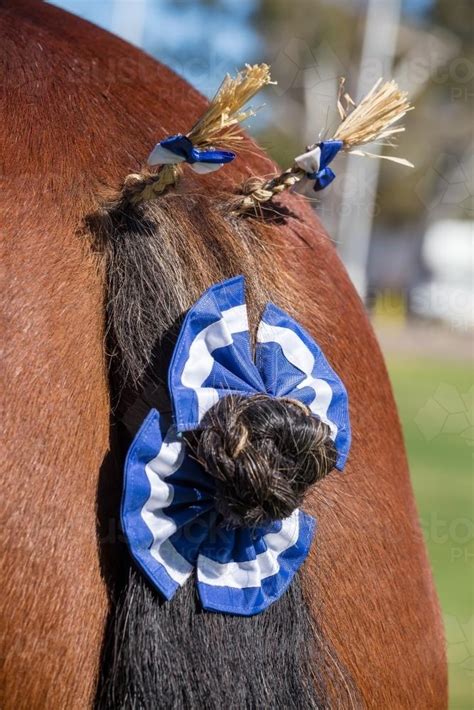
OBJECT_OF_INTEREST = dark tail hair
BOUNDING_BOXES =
[97,569,328,709]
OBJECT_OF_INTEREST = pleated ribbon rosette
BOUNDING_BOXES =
[121,276,350,615]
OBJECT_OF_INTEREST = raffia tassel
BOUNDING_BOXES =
[234,77,413,214]
[123,64,273,206]
[188,63,274,148]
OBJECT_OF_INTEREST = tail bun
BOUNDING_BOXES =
[193,393,337,528]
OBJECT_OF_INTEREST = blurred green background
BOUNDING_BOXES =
[49,0,474,705]
[386,352,473,708]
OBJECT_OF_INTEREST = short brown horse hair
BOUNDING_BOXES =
[1,2,446,708]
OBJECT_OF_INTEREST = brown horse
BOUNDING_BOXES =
[1,1,446,707]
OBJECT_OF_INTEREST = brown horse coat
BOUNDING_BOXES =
[1,1,446,707]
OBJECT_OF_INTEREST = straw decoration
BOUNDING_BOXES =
[234,78,413,214]
[122,64,273,206]
[188,63,273,149]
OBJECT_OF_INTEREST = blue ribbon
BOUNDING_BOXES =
[307,139,343,192]
[160,134,235,165]
[121,277,351,616]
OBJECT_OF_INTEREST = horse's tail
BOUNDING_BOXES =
[92,193,358,709]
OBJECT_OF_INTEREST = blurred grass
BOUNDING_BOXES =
[386,357,473,710]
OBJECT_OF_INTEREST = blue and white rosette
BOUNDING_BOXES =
[122,276,351,616]
[147,134,235,175]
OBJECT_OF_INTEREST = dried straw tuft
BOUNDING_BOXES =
[189,63,273,149]
[334,77,413,161]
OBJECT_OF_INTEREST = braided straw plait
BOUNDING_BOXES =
[121,165,182,206]
[235,167,305,213]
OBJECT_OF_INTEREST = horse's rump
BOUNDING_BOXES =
[1,1,446,708]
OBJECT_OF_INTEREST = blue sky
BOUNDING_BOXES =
[48,0,434,98]
[48,0,262,96]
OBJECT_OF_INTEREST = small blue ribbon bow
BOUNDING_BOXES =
[295,139,344,191]
[121,276,351,616]
[147,134,236,174]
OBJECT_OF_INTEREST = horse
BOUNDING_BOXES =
[1,1,446,707]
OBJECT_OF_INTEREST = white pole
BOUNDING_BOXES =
[337,0,403,300]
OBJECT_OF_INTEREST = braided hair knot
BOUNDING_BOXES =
[193,393,337,528]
